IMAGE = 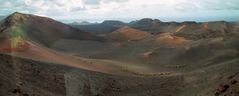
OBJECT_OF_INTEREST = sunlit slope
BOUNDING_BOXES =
[0,38,130,75]
[109,26,151,41]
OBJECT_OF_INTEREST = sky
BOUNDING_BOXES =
[0,0,239,23]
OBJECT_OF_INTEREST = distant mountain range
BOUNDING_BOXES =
[71,18,239,35]
[69,21,93,25]
[70,20,125,34]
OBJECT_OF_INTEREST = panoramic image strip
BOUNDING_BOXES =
[0,0,239,96]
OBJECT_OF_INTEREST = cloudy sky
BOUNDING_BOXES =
[0,0,239,22]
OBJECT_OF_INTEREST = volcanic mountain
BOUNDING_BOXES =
[101,20,125,26]
[109,26,151,41]
[71,20,126,34]
[0,14,180,96]
[0,12,104,47]
[129,18,182,33]
[1,13,239,96]
[0,12,128,75]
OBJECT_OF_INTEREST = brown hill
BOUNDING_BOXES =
[154,32,190,46]
[109,26,150,41]
[0,12,129,75]
[0,12,104,46]
[0,37,129,75]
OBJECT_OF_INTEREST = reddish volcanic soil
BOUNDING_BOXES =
[0,39,128,75]
[154,32,190,46]
[0,39,30,52]
[203,23,209,29]
[110,26,151,41]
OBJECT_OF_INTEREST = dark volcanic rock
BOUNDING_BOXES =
[101,20,125,26]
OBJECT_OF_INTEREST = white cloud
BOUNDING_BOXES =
[0,0,239,21]
[1,1,13,7]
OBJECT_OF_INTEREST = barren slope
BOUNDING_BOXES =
[109,26,151,41]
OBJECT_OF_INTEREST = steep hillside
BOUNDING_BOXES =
[0,12,136,75]
[0,37,131,75]
[0,12,104,46]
